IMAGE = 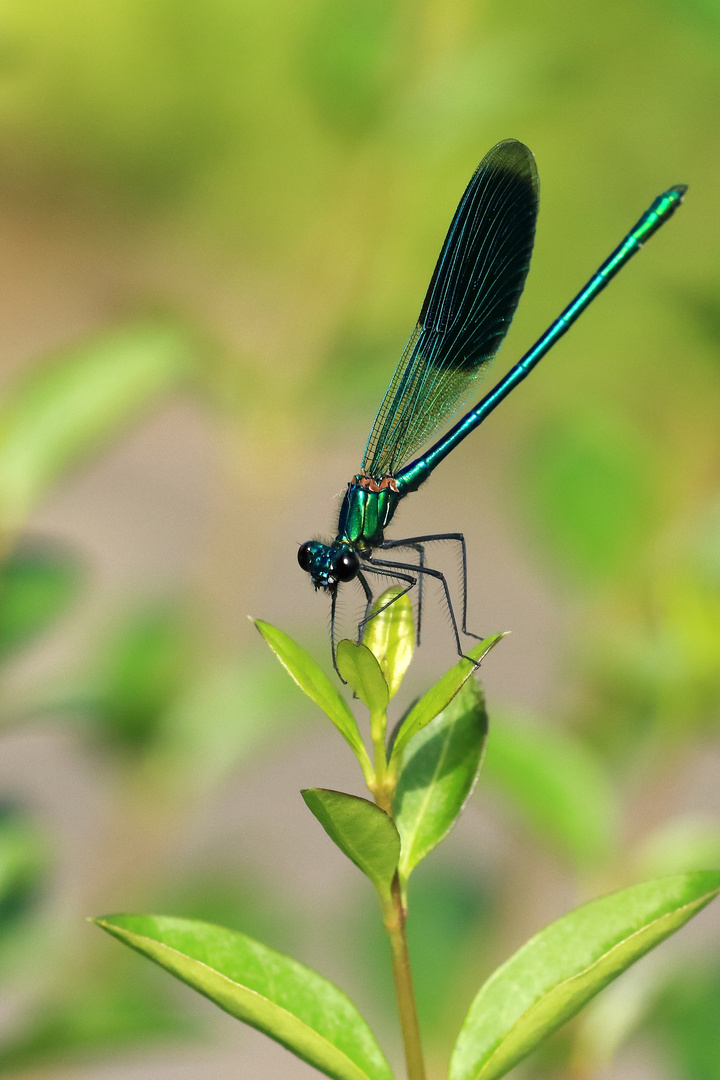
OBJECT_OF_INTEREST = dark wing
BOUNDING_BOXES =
[362,140,539,478]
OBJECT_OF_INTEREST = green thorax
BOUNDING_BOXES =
[336,475,402,549]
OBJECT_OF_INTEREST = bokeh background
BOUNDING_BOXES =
[0,0,718,1077]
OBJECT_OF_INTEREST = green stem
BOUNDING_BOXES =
[370,707,389,797]
[382,873,426,1080]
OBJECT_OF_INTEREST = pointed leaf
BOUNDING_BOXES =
[94,915,393,1080]
[483,710,618,869]
[390,634,503,763]
[449,872,720,1080]
[336,640,389,712]
[254,621,371,778]
[394,679,487,888]
[302,789,400,900]
[362,586,414,698]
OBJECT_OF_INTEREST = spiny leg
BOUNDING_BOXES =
[356,570,375,645]
[379,532,480,640]
[330,586,341,678]
[358,564,418,638]
[366,555,477,664]
[401,542,425,645]
[372,542,426,643]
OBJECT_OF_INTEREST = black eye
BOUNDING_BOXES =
[334,550,359,582]
[298,542,314,572]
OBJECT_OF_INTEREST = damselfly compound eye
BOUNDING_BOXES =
[334,550,360,582]
[297,542,314,572]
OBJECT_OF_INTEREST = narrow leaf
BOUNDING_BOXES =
[394,679,487,889]
[302,789,400,900]
[95,915,393,1080]
[390,634,503,762]
[362,586,414,698]
[254,621,371,777]
[0,320,195,536]
[336,641,389,712]
[483,710,618,870]
[449,872,720,1080]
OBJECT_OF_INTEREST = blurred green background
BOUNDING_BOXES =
[0,0,718,1077]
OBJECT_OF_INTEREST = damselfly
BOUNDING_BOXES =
[298,140,685,667]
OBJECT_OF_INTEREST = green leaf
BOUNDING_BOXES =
[362,586,414,698]
[0,974,192,1072]
[0,320,196,536]
[390,635,503,763]
[94,915,393,1080]
[0,543,81,662]
[254,621,371,778]
[85,601,194,750]
[302,789,400,900]
[336,640,389,713]
[448,872,720,1080]
[482,710,618,870]
[649,962,720,1080]
[394,679,487,890]
[153,653,307,797]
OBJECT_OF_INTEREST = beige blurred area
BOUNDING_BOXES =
[0,1,719,1078]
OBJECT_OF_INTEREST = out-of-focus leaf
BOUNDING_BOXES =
[635,814,720,880]
[390,635,503,763]
[519,411,656,582]
[95,915,394,1080]
[394,679,487,890]
[0,973,191,1072]
[302,789,399,901]
[362,586,414,698]
[298,0,399,134]
[0,543,81,662]
[407,869,493,1043]
[254,621,371,779]
[650,962,720,1080]
[82,602,194,750]
[152,651,305,794]
[448,873,720,1080]
[482,709,617,870]
[336,640,389,713]
[572,960,664,1075]
[0,807,45,932]
[0,320,196,536]
[585,563,720,745]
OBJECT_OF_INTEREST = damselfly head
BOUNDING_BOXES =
[298,541,359,590]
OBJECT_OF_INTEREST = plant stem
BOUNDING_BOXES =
[370,707,390,801]
[369,706,423,1075]
[383,873,426,1080]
